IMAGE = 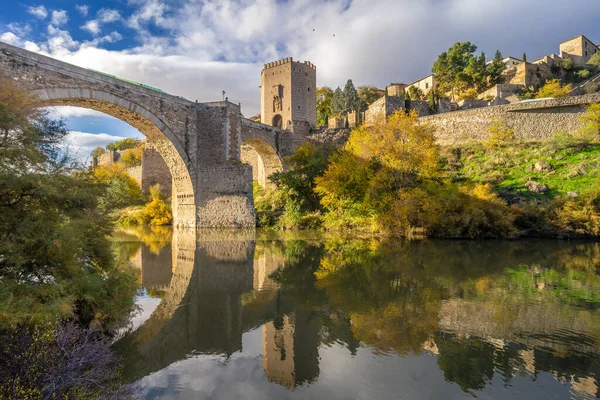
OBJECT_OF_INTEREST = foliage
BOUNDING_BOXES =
[577,103,600,139]
[331,80,364,117]
[92,146,106,159]
[331,87,344,117]
[257,143,332,229]
[545,187,600,237]
[120,146,143,168]
[433,42,492,100]
[487,50,507,86]
[92,163,145,209]
[357,85,384,108]
[556,57,574,71]
[316,111,440,233]
[407,85,425,101]
[0,321,137,399]
[0,79,137,327]
[106,137,139,152]
[588,53,600,69]
[576,69,591,80]
[522,53,527,63]
[118,185,172,226]
[536,79,572,98]
[485,120,515,148]
[316,86,333,126]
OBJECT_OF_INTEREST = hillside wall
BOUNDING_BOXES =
[421,94,600,145]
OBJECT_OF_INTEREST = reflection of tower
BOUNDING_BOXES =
[262,310,320,388]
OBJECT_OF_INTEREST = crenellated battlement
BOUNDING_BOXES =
[262,58,316,72]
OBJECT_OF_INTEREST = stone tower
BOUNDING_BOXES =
[260,57,316,130]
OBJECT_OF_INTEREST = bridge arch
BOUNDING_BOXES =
[240,137,283,190]
[33,88,197,227]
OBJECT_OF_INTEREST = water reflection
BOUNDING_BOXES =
[112,230,600,399]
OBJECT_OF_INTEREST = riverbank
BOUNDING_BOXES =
[255,108,600,239]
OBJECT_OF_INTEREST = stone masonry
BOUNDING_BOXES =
[420,93,600,145]
[260,58,317,129]
[0,40,257,228]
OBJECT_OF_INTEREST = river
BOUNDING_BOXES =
[111,227,600,399]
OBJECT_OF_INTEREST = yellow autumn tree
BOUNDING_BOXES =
[315,110,440,233]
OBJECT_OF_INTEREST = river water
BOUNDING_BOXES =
[111,227,600,399]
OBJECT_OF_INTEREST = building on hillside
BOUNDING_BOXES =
[486,56,522,68]
[405,74,437,96]
[559,35,599,67]
[386,83,408,97]
[364,94,405,126]
[260,57,317,130]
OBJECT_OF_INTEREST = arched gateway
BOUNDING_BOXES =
[0,41,306,227]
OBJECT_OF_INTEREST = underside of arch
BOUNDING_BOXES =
[240,138,284,190]
[32,88,197,227]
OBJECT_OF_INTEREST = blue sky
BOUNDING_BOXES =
[2,0,600,160]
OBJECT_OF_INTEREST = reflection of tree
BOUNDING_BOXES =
[310,238,600,394]
[436,333,495,393]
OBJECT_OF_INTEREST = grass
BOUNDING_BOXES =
[443,141,600,201]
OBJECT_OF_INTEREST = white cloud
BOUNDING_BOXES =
[65,131,126,162]
[76,5,89,17]
[47,106,110,119]
[27,5,48,19]
[97,8,121,23]
[50,10,69,27]
[6,0,600,117]
[45,25,79,54]
[81,20,101,35]
[7,23,31,37]
[81,8,121,36]
[0,32,21,46]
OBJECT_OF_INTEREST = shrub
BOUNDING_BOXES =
[92,164,144,209]
[576,69,592,80]
[536,79,572,98]
[459,88,479,100]
[547,187,600,237]
[577,103,600,140]
[556,58,574,71]
[119,185,172,226]
[0,322,136,400]
[585,83,600,94]
[120,146,142,167]
[588,53,600,69]
[485,120,515,148]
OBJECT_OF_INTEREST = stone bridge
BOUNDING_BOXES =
[0,41,307,227]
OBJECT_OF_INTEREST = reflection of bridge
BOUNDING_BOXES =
[0,41,308,227]
[115,230,319,387]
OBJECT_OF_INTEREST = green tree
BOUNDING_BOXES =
[432,41,480,100]
[92,146,106,159]
[536,79,572,98]
[407,86,425,101]
[465,51,488,90]
[487,50,506,86]
[522,53,527,63]
[106,137,139,151]
[316,86,333,127]
[357,85,384,108]
[588,53,600,69]
[0,79,137,326]
[343,79,363,115]
[331,87,344,116]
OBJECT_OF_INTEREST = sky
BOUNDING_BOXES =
[2,0,600,161]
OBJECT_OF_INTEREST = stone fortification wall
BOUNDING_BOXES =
[260,58,316,129]
[141,144,173,197]
[364,95,404,126]
[126,165,143,185]
[96,150,120,166]
[421,94,600,145]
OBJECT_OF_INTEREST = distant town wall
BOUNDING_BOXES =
[421,93,600,145]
